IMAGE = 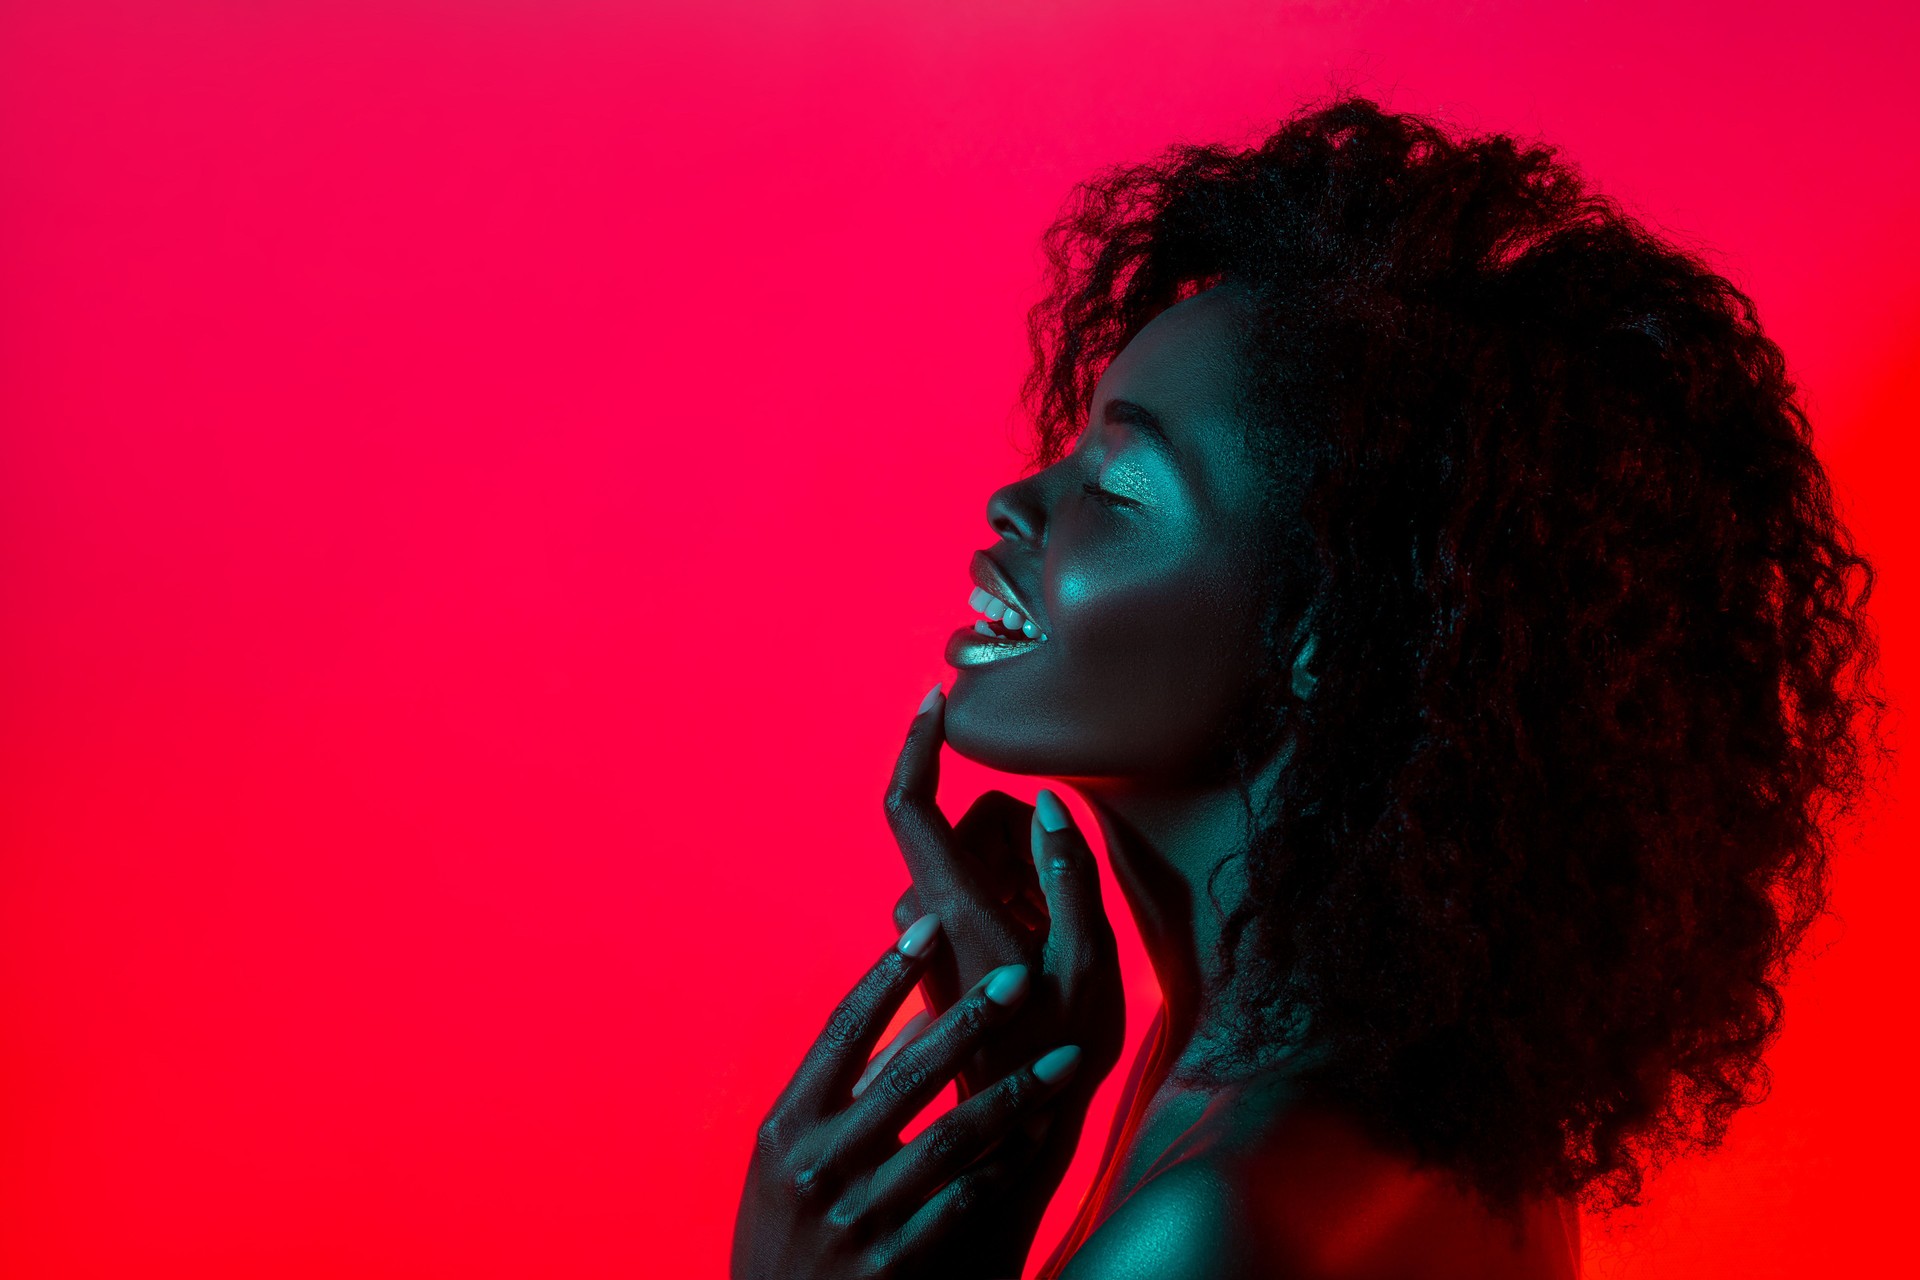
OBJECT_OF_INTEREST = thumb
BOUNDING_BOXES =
[1030,788,1113,974]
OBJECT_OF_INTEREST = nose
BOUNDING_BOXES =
[986,470,1047,545]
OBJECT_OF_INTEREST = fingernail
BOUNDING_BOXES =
[1031,1045,1082,1084]
[983,963,1030,1007]
[917,684,943,715]
[1035,789,1072,833]
[897,913,941,958]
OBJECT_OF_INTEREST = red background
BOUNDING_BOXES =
[2,2,1914,1275]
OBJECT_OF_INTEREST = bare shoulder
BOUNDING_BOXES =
[1054,1076,1308,1280]
[1055,1156,1269,1280]
[1058,1087,1581,1280]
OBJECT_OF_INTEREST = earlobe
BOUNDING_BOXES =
[1290,634,1319,700]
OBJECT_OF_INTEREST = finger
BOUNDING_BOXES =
[897,884,965,1023]
[953,791,1035,889]
[1032,789,1116,977]
[954,791,1050,931]
[834,963,1032,1155]
[850,1009,933,1100]
[883,1128,1042,1271]
[772,914,943,1122]
[1009,875,1050,933]
[883,686,983,902]
[897,796,1038,938]
[892,884,922,934]
[859,1045,1082,1224]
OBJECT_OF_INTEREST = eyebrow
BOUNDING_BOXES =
[1101,397,1170,445]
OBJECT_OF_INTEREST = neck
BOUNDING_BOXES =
[1073,747,1289,1076]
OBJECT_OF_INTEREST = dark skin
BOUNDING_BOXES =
[730,917,1085,1279]
[733,754,1125,1280]
[736,287,1580,1277]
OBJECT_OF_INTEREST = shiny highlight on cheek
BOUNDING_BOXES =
[1053,566,1103,616]
[1,4,1910,1279]
[943,289,1287,779]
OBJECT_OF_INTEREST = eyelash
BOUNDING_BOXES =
[1081,481,1137,509]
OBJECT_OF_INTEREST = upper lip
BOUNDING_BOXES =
[970,550,1043,630]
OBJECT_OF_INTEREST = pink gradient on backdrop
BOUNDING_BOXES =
[1,2,1914,1275]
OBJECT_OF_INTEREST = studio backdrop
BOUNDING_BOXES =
[1,2,1913,1276]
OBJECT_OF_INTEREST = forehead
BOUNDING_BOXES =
[1094,286,1252,436]
[1089,286,1260,494]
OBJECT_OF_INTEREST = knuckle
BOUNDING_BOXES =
[824,1196,862,1235]
[821,999,864,1049]
[994,1071,1034,1112]
[754,1113,786,1157]
[921,1117,966,1165]
[953,998,994,1039]
[788,1160,830,1205]
[881,1055,932,1101]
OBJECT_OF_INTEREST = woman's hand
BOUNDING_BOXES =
[731,917,1086,1280]
[879,688,1128,1271]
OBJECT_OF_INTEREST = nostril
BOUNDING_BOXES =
[986,473,1048,543]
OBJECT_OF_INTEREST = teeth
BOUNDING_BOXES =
[965,583,1049,643]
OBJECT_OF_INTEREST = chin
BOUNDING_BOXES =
[947,665,1249,784]
[942,673,1077,777]
[945,673,1154,779]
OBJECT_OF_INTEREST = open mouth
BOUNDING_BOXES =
[967,585,1048,643]
[946,558,1049,668]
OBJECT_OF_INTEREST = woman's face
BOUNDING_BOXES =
[944,286,1288,783]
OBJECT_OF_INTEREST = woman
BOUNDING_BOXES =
[731,96,1881,1278]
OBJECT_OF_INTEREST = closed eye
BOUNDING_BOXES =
[1081,481,1139,509]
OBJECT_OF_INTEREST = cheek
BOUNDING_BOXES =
[1050,542,1263,725]
[943,520,1271,780]
[1053,530,1246,649]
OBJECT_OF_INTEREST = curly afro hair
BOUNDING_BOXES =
[1021,95,1883,1213]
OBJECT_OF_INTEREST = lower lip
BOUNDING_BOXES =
[945,625,1044,668]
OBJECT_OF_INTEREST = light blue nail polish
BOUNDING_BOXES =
[897,913,940,958]
[1035,789,1071,833]
[917,684,943,714]
[983,964,1030,1007]
[1031,1045,1082,1084]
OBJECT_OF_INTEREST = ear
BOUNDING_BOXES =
[1290,632,1319,700]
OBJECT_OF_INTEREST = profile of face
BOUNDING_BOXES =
[944,286,1298,786]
